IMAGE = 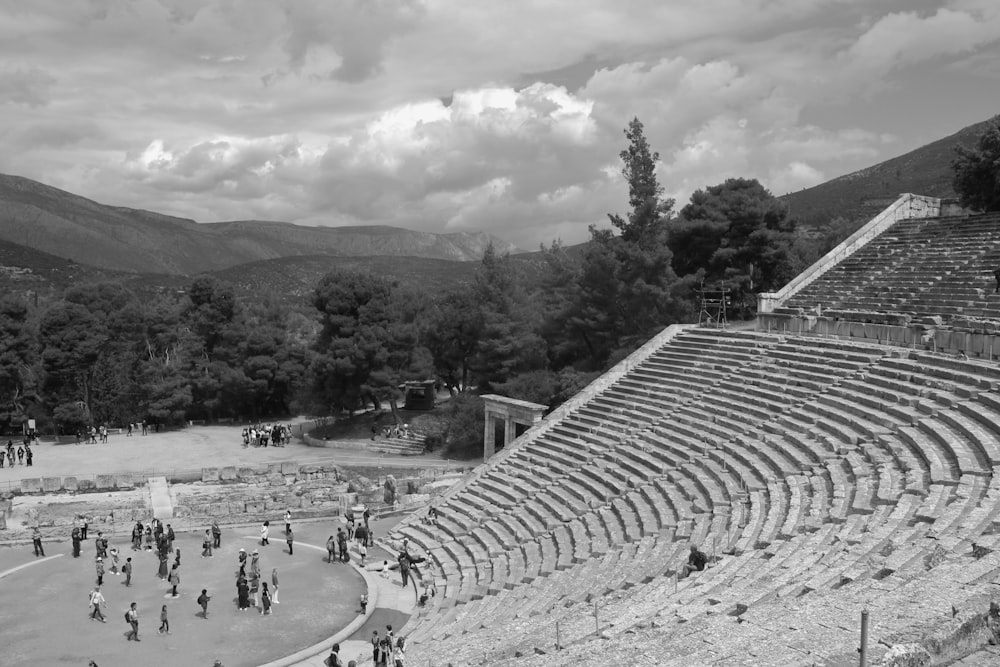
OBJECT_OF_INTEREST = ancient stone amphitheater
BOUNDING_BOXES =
[389,194,1000,666]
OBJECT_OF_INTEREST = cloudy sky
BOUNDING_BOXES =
[1,1,998,250]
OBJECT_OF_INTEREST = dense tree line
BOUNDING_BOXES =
[18,115,987,457]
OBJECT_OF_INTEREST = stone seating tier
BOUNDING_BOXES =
[388,328,1000,664]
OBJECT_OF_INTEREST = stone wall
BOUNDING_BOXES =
[758,313,1000,359]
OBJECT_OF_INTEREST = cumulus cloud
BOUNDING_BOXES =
[0,0,997,250]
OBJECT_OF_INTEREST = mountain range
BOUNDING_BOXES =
[0,115,991,299]
[779,117,989,226]
[0,173,520,275]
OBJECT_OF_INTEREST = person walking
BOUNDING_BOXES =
[284,510,291,535]
[125,602,140,641]
[260,582,272,615]
[285,527,294,555]
[123,557,133,587]
[212,521,221,548]
[89,586,106,622]
[157,552,168,580]
[166,524,175,553]
[168,563,180,597]
[271,568,280,604]
[260,520,270,546]
[370,631,380,666]
[95,532,107,559]
[72,526,82,558]
[95,557,105,586]
[158,604,169,634]
[197,589,211,618]
[32,527,44,557]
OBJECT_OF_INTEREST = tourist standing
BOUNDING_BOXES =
[72,526,81,557]
[166,524,175,552]
[95,557,105,586]
[249,568,260,608]
[212,520,221,548]
[237,575,250,611]
[260,520,270,546]
[168,563,180,597]
[271,568,280,604]
[286,527,294,555]
[260,582,272,615]
[371,631,380,666]
[202,530,213,558]
[31,527,44,557]
[326,536,336,564]
[284,510,291,534]
[123,557,133,587]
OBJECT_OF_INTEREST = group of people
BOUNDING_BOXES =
[368,627,406,667]
[235,547,279,615]
[241,423,292,448]
[1,439,32,467]
[85,518,215,646]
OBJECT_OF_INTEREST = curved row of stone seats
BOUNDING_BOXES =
[782,213,1000,322]
[396,332,1000,664]
[501,544,1000,667]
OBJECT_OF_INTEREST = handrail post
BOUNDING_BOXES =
[859,609,869,667]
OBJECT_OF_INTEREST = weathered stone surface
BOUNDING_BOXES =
[95,474,116,490]
[62,477,79,492]
[21,478,42,493]
[42,477,62,493]
[219,467,237,482]
[267,473,285,487]
[202,468,220,483]
[116,474,134,489]
[245,501,264,514]
[281,462,298,475]
[229,501,246,514]
[237,467,255,481]
[77,478,95,491]
[878,643,931,667]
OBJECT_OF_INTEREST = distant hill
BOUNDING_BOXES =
[0,174,521,275]
[780,117,992,227]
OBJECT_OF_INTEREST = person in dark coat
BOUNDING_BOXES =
[237,575,250,610]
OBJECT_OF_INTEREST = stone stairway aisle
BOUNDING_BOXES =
[147,476,173,520]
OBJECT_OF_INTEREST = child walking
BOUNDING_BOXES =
[197,589,211,618]
[158,605,169,634]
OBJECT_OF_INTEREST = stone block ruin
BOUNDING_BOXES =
[0,461,466,544]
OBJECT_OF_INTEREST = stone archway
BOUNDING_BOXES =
[481,394,547,459]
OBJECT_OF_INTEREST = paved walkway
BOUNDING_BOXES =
[0,422,472,488]
[147,476,173,519]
